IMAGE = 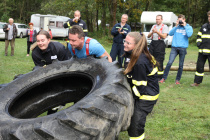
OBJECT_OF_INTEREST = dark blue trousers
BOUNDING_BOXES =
[110,43,124,68]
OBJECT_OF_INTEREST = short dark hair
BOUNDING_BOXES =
[207,11,210,16]
[69,25,85,38]
[37,30,51,39]
[178,14,185,19]
[156,15,163,20]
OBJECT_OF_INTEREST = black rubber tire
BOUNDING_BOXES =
[0,56,133,140]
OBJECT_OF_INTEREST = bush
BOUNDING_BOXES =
[189,27,200,46]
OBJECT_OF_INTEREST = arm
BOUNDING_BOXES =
[122,25,131,37]
[57,44,69,61]
[63,19,72,28]
[184,25,193,38]
[3,24,8,32]
[196,26,202,48]
[132,64,147,97]
[99,51,112,62]
[168,26,177,36]
[147,25,154,38]
[32,51,43,66]
[155,32,167,39]
[111,24,120,36]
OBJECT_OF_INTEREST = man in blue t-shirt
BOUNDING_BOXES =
[68,25,112,62]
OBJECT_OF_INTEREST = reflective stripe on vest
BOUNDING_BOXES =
[72,38,92,56]
[152,24,164,40]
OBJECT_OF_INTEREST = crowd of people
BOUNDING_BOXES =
[2,10,210,140]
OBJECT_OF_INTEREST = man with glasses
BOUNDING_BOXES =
[110,14,131,67]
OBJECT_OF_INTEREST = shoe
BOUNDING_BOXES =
[191,83,199,87]
[175,80,180,85]
[26,54,29,56]
[159,78,165,83]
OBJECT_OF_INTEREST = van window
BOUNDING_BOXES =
[49,21,55,26]
[0,24,4,29]
[56,22,63,28]
[143,24,153,32]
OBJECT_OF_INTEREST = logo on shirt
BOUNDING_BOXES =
[176,29,186,35]
[51,55,57,60]
[203,28,207,32]
[79,23,83,26]
[126,58,130,62]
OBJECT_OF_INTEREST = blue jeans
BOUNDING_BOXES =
[163,47,187,81]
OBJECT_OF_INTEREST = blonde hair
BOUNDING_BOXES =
[124,32,156,75]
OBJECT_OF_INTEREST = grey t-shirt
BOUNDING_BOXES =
[8,24,13,40]
[150,24,169,40]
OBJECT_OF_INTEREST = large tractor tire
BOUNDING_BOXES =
[0,56,133,140]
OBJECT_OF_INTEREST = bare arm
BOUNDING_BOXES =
[148,32,153,38]
[99,51,112,62]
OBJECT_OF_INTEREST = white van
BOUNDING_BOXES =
[15,23,28,38]
[0,22,6,39]
[30,14,70,38]
[141,11,178,47]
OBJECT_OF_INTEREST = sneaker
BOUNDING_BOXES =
[159,78,165,83]
[191,83,199,87]
[175,80,180,85]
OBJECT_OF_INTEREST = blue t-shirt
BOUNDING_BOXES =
[68,37,105,58]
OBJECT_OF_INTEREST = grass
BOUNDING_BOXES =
[0,35,210,140]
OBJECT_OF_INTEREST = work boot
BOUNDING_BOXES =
[159,78,165,83]
[191,83,199,87]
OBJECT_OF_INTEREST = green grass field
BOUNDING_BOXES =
[0,36,209,139]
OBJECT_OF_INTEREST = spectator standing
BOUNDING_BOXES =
[67,25,112,62]
[159,14,193,84]
[191,11,210,86]
[48,28,53,39]
[110,14,131,68]
[26,23,37,56]
[3,18,17,56]
[147,15,169,79]
[124,32,159,140]
[64,10,88,36]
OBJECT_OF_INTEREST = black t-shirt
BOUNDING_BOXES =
[32,42,69,66]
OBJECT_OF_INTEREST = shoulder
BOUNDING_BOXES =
[136,54,149,65]
[125,24,131,28]
[202,23,208,28]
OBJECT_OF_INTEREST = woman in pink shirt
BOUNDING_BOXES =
[26,23,37,56]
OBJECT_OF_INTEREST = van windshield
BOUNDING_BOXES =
[0,24,4,29]
[143,24,153,32]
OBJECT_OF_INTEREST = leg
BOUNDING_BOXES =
[11,39,15,56]
[27,41,30,55]
[128,99,148,139]
[5,40,9,56]
[176,48,187,81]
[155,41,166,79]
[110,43,118,62]
[194,53,207,84]
[118,44,124,68]
[162,47,178,80]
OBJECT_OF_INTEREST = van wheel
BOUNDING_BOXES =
[0,57,133,140]
[20,33,23,38]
